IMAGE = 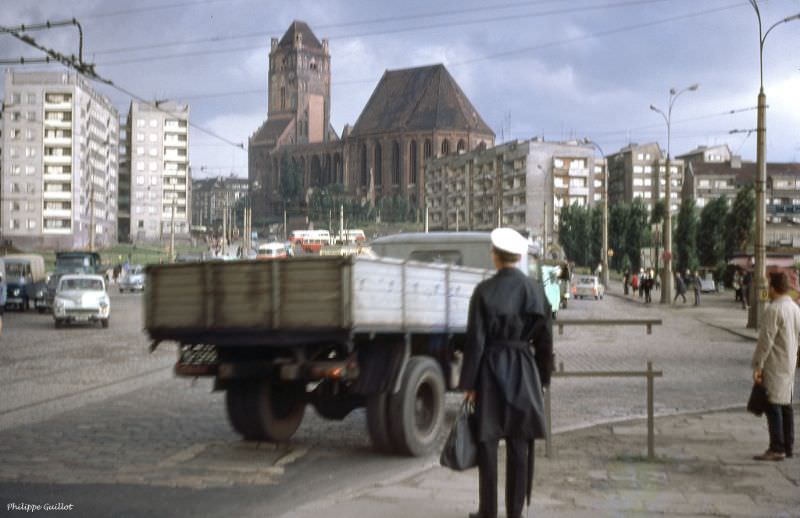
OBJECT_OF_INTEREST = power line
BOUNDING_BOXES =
[79,0,239,21]
[92,0,680,66]
[1,24,244,150]
[89,0,671,57]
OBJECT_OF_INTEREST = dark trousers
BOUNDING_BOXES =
[674,291,686,303]
[694,289,700,306]
[477,438,529,518]
[765,403,794,454]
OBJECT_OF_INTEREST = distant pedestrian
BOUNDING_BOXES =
[733,271,743,302]
[692,271,701,306]
[644,269,654,304]
[742,271,752,310]
[631,272,639,296]
[638,269,645,298]
[623,270,630,296]
[752,272,799,461]
[673,272,687,303]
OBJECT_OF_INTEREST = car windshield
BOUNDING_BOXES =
[578,277,595,284]
[59,278,103,291]
[5,263,29,279]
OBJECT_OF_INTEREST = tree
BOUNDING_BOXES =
[589,205,603,269]
[624,199,650,272]
[697,196,729,268]
[674,197,698,274]
[557,203,591,266]
[724,185,755,258]
[609,203,630,271]
[279,153,302,206]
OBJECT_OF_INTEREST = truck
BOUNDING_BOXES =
[3,254,47,311]
[45,252,103,311]
[144,232,546,456]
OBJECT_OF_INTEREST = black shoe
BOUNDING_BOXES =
[786,449,793,458]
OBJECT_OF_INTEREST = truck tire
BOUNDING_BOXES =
[226,382,264,441]
[366,391,395,454]
[387,356,446,457]
[226,381,306,442]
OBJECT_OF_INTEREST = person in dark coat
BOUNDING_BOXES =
[673,271,687,303]
[460,228,554,518]
[623,270,630,296]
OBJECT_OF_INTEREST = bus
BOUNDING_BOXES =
[289,230,331,253]
[336,229,366,244]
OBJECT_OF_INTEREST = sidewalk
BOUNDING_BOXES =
[279,285,799,517]
[280,407,799,517]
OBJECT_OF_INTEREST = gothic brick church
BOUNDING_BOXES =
[248,21,495,221]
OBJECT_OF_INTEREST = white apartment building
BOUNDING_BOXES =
[1,70,118,249]
[123,100,190,242]
[425,138,605,245]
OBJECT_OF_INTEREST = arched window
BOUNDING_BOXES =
[410,141,418,185]
[374,142,382,188]
[424,139,432,161]
[360,144,368,187]
[457,139,466,154]
[392,141,401,185]
[441,139,450,156]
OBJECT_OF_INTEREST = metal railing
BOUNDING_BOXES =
[545,318,663,460]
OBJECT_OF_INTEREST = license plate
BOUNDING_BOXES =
[74,315,90,322]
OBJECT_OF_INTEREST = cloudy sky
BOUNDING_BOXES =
[2,0,799,179]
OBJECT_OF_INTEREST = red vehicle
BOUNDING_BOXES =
[289,230,331,253]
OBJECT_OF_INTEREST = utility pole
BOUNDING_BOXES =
[88,175,95,252]
[169,198,176,263]
[583,139,609,288]
[651,84,699,304]
[746,4,800,328]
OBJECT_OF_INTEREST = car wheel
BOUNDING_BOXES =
[101,318,109,328]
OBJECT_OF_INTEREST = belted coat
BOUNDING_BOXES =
[459,267,554,442]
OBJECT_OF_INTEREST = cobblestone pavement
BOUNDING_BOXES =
[0,283,794,517]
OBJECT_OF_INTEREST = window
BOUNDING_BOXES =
[149,119,158,128]
[645,153,652,160]
[457,139,466,154]
[137,120,145,128]
[644,166,652,173]
[441,139,450,156]
[409,141,418,185]
[633,165,643,173]
[424,139,432,161]
[280,87,286,110]
[27,93,36,104]
[360,144,368,186]
[9,201,20,211]
[11,93,21,104]
[633,178,644,186]
[25,165,35,175]
[553,158,564,168]
[10,165,21,176]
[374,142,382,187]
[136,162,144,171]
[26,111,36,121]
[27,220,37,230]
[25,147,36,158]
[150,176,158,186]
[148,148,157,156]
[637,153,644,160]
[136,147,144,156]
[135,192,144,200]
[136,133,144,142]
[9,219,20,230]
[136,175,145,185]
[149,133,157,142]
[149,162,157,172]
[392,141,400,185]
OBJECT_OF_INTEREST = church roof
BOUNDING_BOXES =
[278,21,322,50]
[250,117,292,147]
[349,64,494,137]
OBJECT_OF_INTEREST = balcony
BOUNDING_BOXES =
[163,153,187,163]
[568,186,589,196]
[164,138,187,148]
[43,191,72,201]
[43,154,73,165]
[42,226,72,235]
[43,208,72,218]
[44,136,72,146]
[43,173,72,183]
[44,118,72,129]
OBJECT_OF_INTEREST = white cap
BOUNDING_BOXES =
[490,228,528,256]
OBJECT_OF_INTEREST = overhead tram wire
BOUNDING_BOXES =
[0,25,245,151]
[91,0,679,61]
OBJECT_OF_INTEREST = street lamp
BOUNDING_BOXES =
[746,1,800,329]
[583,138,609,289]
[650,83,699,305]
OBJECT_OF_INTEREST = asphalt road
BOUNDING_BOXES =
[0,285,760,517]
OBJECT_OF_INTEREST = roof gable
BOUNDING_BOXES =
[350,64,493,137]
[278,21,322,50]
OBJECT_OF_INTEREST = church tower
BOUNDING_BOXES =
[268,21,331,144]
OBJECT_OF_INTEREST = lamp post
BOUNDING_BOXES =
[650,83,699,304]
[583,139,609,289]
[746,1,800,329]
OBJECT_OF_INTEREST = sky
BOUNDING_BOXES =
[1,0,799,180]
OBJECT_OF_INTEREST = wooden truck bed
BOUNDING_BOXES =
[144,256,489,344]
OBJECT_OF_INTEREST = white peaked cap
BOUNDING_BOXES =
[490,227,528,255]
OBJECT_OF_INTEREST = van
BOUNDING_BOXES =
[3,254,47,312]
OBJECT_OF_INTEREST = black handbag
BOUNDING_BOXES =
[747,382,769,416]
[440,401,478,471]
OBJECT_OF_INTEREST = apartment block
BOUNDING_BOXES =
[121,100,190,242]
[1,70,118,249]
[191,175,248,229]
[424,139,604,244]
[607,142,684,214]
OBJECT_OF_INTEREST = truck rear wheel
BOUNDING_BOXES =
[366,391,395,453]
[226,381,306,442]
[388,356,446,457]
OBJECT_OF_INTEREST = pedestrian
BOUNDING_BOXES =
[638,269,645,298]
[460,228,553,518]
[733,271,742,302]
[692,271,701,306]
[644,269,653,304]
[673,271,687,303]
[752,272,799,461]
[742,271,752,309]
[623,270,630,296]
[631,272,639,297]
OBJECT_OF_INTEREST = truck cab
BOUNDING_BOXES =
[3,254,47,312]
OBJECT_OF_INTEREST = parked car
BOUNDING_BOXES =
[256,242,288,260]
[573,275,605,300]
[53,274,110,328]
[119,265,146,293]
[3,254,47,312]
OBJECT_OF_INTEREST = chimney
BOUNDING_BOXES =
[322,39,329,55]
[270,38,278,52]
